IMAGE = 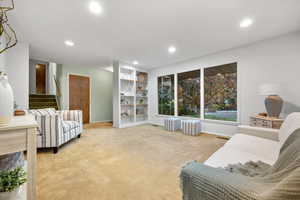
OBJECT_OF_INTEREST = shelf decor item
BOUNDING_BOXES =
[0,72,14,126]
[259,83,283,118]
[139,98,144,104]
[14,110,25,116]
[0,0,17,54]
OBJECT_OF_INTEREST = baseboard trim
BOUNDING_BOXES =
[90,120,113,123]
[84,121,113,129]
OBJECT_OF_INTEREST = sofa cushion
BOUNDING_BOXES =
[279,112,300,149]
[224,134,280,162]
[204,146,276,168]
[62,120,80,133]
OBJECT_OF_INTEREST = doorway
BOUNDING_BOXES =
[36,64,46,94]
[69,74,90,124]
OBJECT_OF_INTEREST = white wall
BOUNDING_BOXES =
[148,31,300,136]
[29,59,36,94]
[112,61,120,128]
[57,64,113,123]
[48,62,57,95]
[5,43,29,109]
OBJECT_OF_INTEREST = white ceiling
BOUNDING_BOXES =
[8,0,300,69]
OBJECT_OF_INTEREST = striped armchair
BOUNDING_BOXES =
[29,108,83,153]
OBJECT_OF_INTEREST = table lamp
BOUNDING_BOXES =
[259,84,283,118]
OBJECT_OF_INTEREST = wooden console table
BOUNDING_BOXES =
[250,116,284,129]
[0,115,38,200]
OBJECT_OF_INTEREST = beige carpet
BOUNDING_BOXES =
[37,125,226,200]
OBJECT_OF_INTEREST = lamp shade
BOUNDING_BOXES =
[259,84,281,96]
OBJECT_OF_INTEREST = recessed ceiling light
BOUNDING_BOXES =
[168,46,177,54]
[240,18,253,28]
[65,40,74,46]
[89,1,103,15]
[133,61,139,65]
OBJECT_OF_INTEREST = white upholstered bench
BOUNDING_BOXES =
[164,118,181,132]
[181,119,202,136]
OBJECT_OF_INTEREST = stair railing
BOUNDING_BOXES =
[53,76,62,110]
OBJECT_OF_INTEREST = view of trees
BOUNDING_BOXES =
[204,63,237,121]
[158,75,174,115]
[178,70,201,117]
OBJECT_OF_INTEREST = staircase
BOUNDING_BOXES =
[29,94,59,110]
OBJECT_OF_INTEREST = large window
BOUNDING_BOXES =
[178,70,201,117]
[204,63,237,121]
[158,75,175,115]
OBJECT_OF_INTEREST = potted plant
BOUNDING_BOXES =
[0,167,26,200]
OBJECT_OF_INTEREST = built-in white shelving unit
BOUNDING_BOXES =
[135,71,148,122]
[113,61,149,128]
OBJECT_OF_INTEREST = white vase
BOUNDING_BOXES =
[0,187,20,200]
[0,72,14,126]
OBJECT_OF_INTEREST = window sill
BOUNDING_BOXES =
[202,119,240,126]
[156,114,240,126]
[156,114,175,117]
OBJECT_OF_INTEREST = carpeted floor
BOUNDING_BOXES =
[37,125,226,200]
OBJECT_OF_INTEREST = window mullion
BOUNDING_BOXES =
[200,67,205,120]
[174,73,178,117]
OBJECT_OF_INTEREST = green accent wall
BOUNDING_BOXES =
[57,64,113,122]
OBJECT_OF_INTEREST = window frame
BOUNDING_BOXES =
[156,63,239,124]
[157,74,175,116]
[203,63,238,123]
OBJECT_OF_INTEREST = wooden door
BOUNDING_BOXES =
[36,64,46,94]
[69,75,90,124]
